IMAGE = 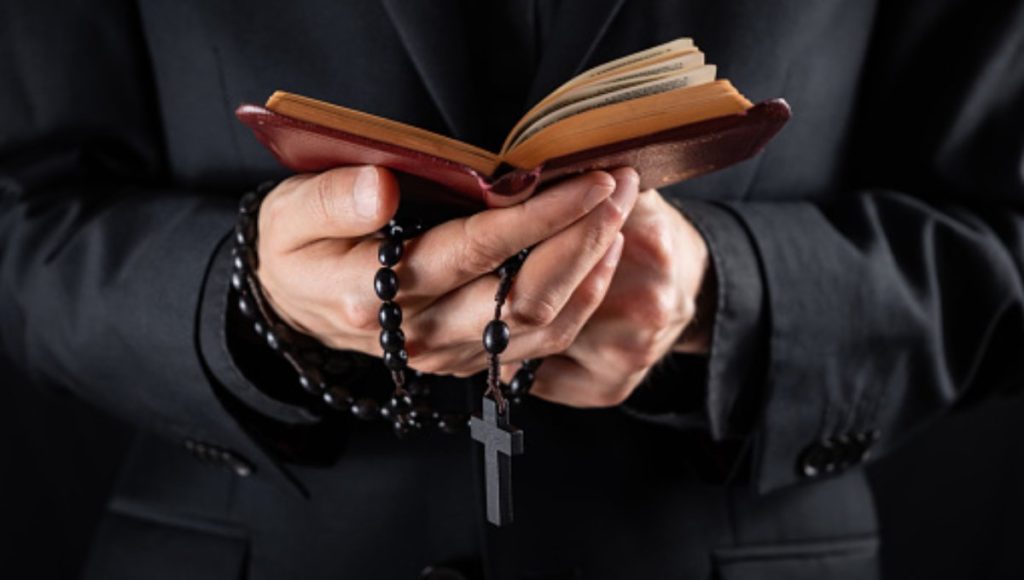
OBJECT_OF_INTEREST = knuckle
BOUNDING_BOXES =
[627,288,675,331]
[459,219,510,274]
[621,334,663,369]
[339,296,378,332]
[587,206,623,247]
[510,294,560,327]
[547,326,578,353]
[626,222,674,271]
[600,196,628,225]
[575,276,608,307]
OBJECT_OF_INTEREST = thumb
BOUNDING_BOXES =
[265,165,400,251]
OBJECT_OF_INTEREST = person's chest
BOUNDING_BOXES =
[137,0,875,202]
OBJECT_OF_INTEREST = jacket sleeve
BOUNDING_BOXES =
[0,0,319,495]
[671,0,1024,494]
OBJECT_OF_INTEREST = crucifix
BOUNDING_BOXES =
[470,395,524,526]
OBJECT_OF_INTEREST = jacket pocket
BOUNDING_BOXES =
[81,498,249,580]
[713,536,878,580]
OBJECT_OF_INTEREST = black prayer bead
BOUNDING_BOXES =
[230,271,246,292]
[408,403,432,422]
[497,248,530,278]
[379,302,403,330]
[397,217,425,237]
[406,378,429,397]
[383,349,409,370]
[237,293,255,318]
[521,358,542,371]
[374,268,399,300]
[378,238,404,266]
[392,418,410,437]
[234,215,256,246]
[255,180,275,196]
[483,320,511,354]
[238,191,260,214]
[264,327,281,351]
[379,328,405,352]
[265,323,292,351]
[389,393,413,409]
[385,221,404,239]
[298,369,325,394]
[233,246,256,273]
[351,398,379,420]
[253,319,266,337]
[509,370,534,396]
[321,385,353,410]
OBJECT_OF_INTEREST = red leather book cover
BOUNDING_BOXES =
[236,99,790,208]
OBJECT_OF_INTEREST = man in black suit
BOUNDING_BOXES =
[1,1,1021,578]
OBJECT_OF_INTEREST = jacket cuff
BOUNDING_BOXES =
[197,234,323,427]
[726,202,882,495]
[670,199,769,442]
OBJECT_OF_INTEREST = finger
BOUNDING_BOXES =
[506,168,638,328]
[260,165,400,253]
[423,233,624,374]
[529,353,646,408]
[500,232,624,360]
[398,171,617,296]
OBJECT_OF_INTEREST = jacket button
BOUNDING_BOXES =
[798,439,838,478]
[183,439,254,477]
[832,434,857,468]
[852,430,879,462]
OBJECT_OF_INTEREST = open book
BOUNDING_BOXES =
[237,38,790,208]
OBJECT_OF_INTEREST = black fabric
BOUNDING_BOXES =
[1,0,1022,578]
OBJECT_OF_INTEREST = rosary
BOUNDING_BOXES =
[232,182,537,526]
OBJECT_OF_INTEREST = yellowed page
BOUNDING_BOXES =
[503,80,751,170]
[504,64,716,154]
[501,50,707,152]
[515,44,701,140]
[266,91,499,174]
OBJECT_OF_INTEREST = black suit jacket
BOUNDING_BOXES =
[1,1,1022,579]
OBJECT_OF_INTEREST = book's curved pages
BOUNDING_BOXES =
[236,38,791,208]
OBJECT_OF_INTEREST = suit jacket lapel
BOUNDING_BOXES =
[381,0,480,141]
[524,0,628,107]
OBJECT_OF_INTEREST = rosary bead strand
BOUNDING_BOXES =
[232,184,534,438]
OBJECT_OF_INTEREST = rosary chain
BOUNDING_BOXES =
[232,181,540,438]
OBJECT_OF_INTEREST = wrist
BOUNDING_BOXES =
[671,203,715,354]
[676,261,716,353]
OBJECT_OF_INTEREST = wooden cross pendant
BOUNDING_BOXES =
[470,396,524,526]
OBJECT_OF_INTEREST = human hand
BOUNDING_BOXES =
[507,171,713,407]
[254,165,639,376]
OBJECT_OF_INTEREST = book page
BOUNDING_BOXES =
[502,80,751,170]
[502,51,707,152]
[504,65,718,153]
[550,38,695,94]
[266,92,500,174]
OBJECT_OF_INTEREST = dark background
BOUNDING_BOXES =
[1,355,1022,579]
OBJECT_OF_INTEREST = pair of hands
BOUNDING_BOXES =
[256,165,711,408]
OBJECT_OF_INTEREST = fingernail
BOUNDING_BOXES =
[608,169,639,213]
[604,233,625,267]
[353,166,379,219]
